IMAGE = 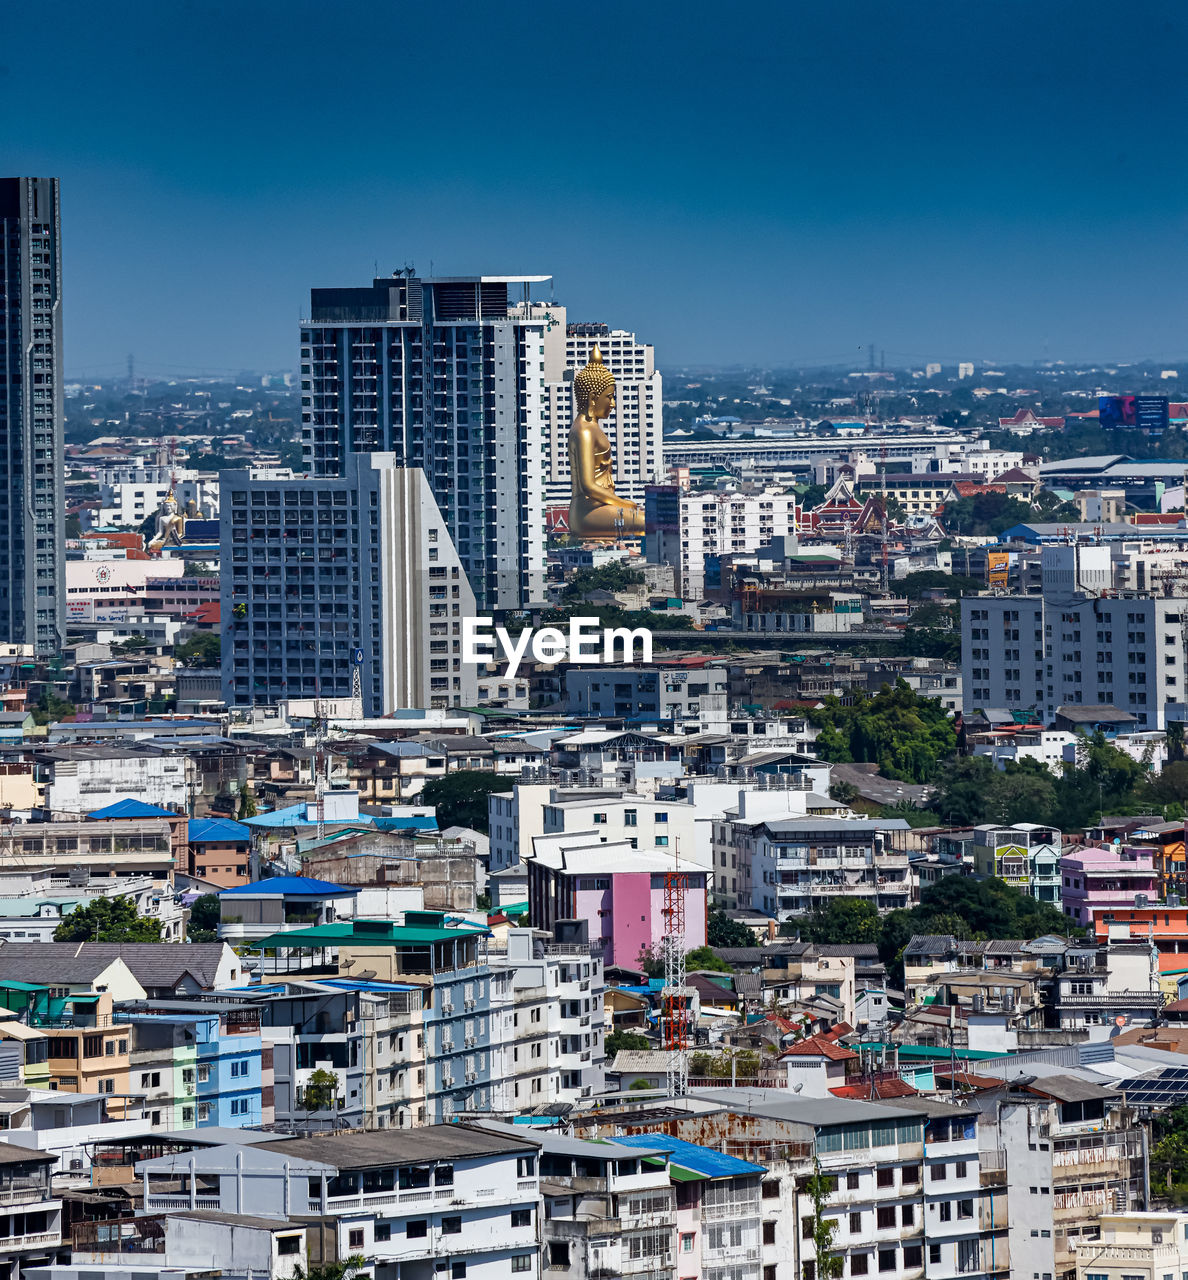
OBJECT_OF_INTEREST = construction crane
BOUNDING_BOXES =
[661,838,690,1098]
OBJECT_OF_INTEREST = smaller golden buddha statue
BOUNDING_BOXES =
[148,489,188,552]
[568,345,645,540]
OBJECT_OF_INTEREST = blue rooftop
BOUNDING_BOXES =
[86,797,179,820]
[613,1133,766,1178]
[189,817,251,844]
[219,875,357,898]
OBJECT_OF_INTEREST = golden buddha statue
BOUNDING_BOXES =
[568,345,645,540]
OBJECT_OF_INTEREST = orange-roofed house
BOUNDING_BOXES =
[777,1033,860,1095]
[1091,907,1188,974]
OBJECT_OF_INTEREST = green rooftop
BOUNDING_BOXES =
[251,919,490,950]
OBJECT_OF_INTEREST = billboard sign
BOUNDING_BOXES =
[987,550,1010,589]
[1099,394,1170,431]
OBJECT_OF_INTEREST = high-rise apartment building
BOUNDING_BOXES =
[0,178,65,657]
[300,272,562,609]
[221,455,478,713]
[541,323,663,505]
[645,485,800,595]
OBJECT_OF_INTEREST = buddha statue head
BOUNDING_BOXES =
[573,345,616,420]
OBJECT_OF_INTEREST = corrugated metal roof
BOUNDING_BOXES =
[613,1133,765,1178]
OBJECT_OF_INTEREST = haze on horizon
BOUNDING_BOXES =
[7,0,1188,378]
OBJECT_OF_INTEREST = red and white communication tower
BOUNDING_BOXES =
[661,842,690,1098]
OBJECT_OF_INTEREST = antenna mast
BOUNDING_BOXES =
[662,838,690,1098]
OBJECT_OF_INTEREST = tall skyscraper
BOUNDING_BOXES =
[300,273,563,610]
[541,323,664,506]
[221,455,478,713]
[0,178,65,657]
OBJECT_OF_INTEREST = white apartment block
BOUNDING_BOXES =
[962,592,1188,729]
[542,793,699,867]
[541,324,663,506]
[647,488,799,596]
[487,929,605,1111]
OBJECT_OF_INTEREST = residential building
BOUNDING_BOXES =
[216,874,358,947]
[300,272,560,608]
[186,816,251,888]
[961,583,1188,730]
[645,486,799,596]
[533,1129,678,1280]
[1052,934,1163,1039]
[542,322,663,505]
[94,463,220,527]
[970,1076,1146,1280]
[34,746,189,815]
[487,927,606,1111]
[248,978,426,1130]
[972,822,1061,904]
[541,792,699,865]
[42,997,134,1115]
[526,836,708,966]
[0,1140,61,1279]
[0,178,65,658]
[1072,1210,1188,1280]
[743,816,913,920]
[1060,844,1158,930]
[566,665,730,733]
[855,472,962,515]
[221,455,478,713]
[250,913,497,1121]
[138,1125,542,1279]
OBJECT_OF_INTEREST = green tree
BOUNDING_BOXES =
[1146,761,1188,808]
[808,680,956,783]
[1169,721,1186,765]
[30,689,76,726]
[237,785,258,819]
[418,771,514,834]
[684,945,733,973]
[707,909,756,948]
[605,1030,651,1056]
[175,632,221,667]
[828,780,860,806]
[561,563,646,602]
[187,894,221,943]
[796,898,881,946]
[292,1255,366,1280]
[302,1067,341,1112]
[805,1159,843,1279]
[55,896,162,943]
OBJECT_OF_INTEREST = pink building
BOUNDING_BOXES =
[1061,843,1158,929]
[526,836,708,966]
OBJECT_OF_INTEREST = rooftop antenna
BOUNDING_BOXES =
[662,836,689,1099]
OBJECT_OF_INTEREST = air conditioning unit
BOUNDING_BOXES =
[465,1071,477,1083]
[465,999,476,1010]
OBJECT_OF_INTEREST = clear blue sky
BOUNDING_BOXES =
[6,0,1187,376]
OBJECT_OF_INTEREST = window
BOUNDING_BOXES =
[511,1209,531,1228]
[407,1221,428,1239]
[938,1202,952,1222]
[850,1212,861,1232]
[512,1258,532,1273]
[549,1242,570,1268]
[517,1155,536,1177]
[348,1229,364,1249]
[955,1160,967,1178]
[802,1217,814,1239]
[903,1246,923,1269]
[682,1233,696,1252]
[877,1207,896,1230]
[930,1246,942,1266]
[878,1249,897,1272]
[441,1217,462,1235]
[850,1257,868,1277]
[763,1221,776,1245]
[901,1205,914,1226]
[230,1060,248,1078]
[452,1265,466,1280]
[958,1199,974,1219]
[278,1236,302,1256]
[846,1172,860,1189]
[876,1168,893,1188]
[930,1162,947,1181]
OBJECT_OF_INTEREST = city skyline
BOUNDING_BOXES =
[8,0,1188,376]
